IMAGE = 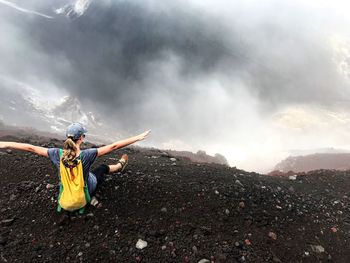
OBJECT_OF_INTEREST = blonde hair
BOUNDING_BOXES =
[62,137,78,164]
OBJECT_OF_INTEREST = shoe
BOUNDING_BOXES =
[117,154,128,172]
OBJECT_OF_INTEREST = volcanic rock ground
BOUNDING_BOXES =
[1,136,350,262]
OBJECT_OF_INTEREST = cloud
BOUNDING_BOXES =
[1,0,350,172]
[0,0,53,19]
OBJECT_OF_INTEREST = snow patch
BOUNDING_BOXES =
[55,0,92,18]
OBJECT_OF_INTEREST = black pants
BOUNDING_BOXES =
[90,164,110,195]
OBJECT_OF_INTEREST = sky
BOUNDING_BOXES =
[1,0,350,172]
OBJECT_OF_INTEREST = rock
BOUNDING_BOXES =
[235,180,244,187]
[272,255,282,262]
[239,201,245,209]
[10,194,17,201]
[244,239,251,246]
[225,209,230,215]
[46,184,55,189]
[35,186,41,193]
[170,158,177,162]
[192,245,198,253]
[161,245,167,250]
[77,252,83,257]
[198,259,210,263]
[86,213,94,218]
[214,190,220,195]
[1,218,15,226]
[268,232,277,240]
[288,175,297,180]
[136,239,148,250]
[161,207,167,213]
[311,245,325,253]
[6,149,12,154]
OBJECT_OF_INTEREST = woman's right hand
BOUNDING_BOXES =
[137,130,151,141]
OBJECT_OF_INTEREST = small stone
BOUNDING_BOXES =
[6,149,12,154]
[244,239,251,246]
[85,242,90,248]
[235,180,244,187]
[77,252,83,257]
[288,175,297,180]
[35,186,41,193]
[161,245,167,250]
[136,239,148,250]
[86,212,94,218]
[198,259,210,263]
[214,190,220,195]
[268,232,277,240]
[161,207,167,213]
[46,184,55,189]
[239,201,245,209]
[225,209,230,215]
[170,158,177,162]
[330,227,337,233]
[1,218,15,226]
[311,245,325,253]
[192,245,198,253]
[10,194,16,201]
[304,251,310,256]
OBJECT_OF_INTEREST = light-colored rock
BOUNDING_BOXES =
[198,259,210,263]
[136,239,148,250]
[289,175,297,180]
[311,245,325,253]
[46,183,55,189]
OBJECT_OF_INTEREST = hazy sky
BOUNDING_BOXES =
[1,0,350,172]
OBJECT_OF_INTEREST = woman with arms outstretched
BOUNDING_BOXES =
[0,123,150,213]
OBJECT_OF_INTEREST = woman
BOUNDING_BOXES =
[0,123,150,212]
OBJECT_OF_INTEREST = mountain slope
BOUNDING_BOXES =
[1,135,350,262]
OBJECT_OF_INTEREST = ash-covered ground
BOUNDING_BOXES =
[1,136,350,262]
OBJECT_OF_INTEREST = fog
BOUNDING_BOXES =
[1,0,350,172]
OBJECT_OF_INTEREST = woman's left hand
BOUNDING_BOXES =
[136,130,151,141]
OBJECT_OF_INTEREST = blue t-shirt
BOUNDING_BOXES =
[47,148,98,193]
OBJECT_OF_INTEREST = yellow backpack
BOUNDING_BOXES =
[57,149,91,214]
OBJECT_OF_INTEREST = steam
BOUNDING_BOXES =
[1,0,350,172]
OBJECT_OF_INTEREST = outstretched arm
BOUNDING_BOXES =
[97,130,151,157]
[0,141,49,157]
